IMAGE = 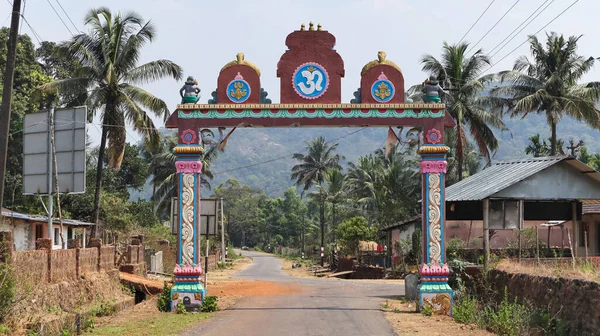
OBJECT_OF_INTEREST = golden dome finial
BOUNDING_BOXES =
[236,53,244,63]
[361,51,401,76]
[221,52,261,77]
[300,23,305,31]
[317,23,322,31]
[309,21,315,31]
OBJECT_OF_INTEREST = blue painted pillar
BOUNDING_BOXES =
[417,129,453,315]
[170,130,205,311]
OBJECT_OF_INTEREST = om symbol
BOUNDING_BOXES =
[293,62,329,99]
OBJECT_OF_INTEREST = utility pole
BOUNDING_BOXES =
[0,0,23,214]
[220,198,225,262]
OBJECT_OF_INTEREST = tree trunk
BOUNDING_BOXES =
[550,121,557,156]
[320,198,325,267]
[49,108,66,249]
[91,124,108,240]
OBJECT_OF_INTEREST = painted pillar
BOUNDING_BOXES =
[418,128,453,316]
[170,129,205,312]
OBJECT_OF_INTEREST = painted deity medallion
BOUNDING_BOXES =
[292,62,329,99]
[227,72,251,103]
[371,72,395,103]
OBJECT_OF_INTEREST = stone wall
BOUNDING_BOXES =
[487,269,600,335]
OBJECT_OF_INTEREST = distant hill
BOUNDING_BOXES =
[129,114,600,200]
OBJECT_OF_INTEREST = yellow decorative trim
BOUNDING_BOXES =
[220,53,261,77]
[418,145,450,154]
[361,51,402,75]
[177,103,445,110]
[174,146,204,154]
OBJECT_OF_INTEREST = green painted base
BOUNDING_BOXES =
[424,95,441,103]
[418,283,454,316]
[182,96,200,104]
[171,283,205,312]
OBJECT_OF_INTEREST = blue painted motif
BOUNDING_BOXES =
[371,79,395,103]
[227,79,251,103]
[293,63,329,99]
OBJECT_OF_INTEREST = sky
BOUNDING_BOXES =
[2,0,599,145]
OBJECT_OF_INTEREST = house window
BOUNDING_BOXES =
[35,224,43,240]
[68,227,73,240]
[54,228,59,246]
[489,200,520,229]
[579,222,590,247]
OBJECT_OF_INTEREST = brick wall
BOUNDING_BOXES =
[9,243,116,283]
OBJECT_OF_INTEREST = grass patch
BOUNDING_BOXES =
[86,312,212,336]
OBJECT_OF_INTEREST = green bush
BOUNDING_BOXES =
[0,240,14,322]
[0,324,9,335]
[201,296,218,312]
[175,301,186,314]
[533,310,570,336]
[446,238,466,260]
[453,295,477,324]
[157,282,172,312]
[422,303,433,317]
[482,289,532,335]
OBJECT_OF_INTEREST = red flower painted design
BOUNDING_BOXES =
[426,128,442,144]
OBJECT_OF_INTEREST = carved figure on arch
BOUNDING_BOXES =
[180,76,201,104]
[422,75,444,103]
[423,293,452,315]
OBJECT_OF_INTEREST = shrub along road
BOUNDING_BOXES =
[180,250,401,336]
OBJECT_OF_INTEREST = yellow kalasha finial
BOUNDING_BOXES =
[309,21,314,31]
[300,23,305,31]
[317,23,322,31]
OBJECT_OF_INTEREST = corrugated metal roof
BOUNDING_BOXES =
[446,156,599,201]
[1,208,93,227]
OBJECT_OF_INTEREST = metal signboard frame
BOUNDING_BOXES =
[171,197,220,237]
[23,106,87,195]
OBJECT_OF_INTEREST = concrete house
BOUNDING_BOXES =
[0,208,93,250]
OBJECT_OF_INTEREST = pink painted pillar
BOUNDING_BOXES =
[170,129,205,312]
[417,128,453,315]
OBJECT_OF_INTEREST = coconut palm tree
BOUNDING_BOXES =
[291,136,344,265]
[312,169,347,246]
[414,42,507,180]
[40,8,183,237]
[490,33,600,155]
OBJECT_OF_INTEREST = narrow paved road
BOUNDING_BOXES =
[181,250,403,336]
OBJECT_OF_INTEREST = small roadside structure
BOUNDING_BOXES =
[0,208,92,250]
[445,156,600,259]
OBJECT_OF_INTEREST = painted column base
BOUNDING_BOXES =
[171,282,206,312]
[418,263,453,316]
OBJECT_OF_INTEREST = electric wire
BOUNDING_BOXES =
[18,0,25,33]
[482,0,579,74]
[488,0,555,60]
[53,0,79,33]
[19,14,43,44]
[458,0,496,44]
[466,0,521,55]
[211,127,369,175]
[44,0,73,36]
[487,0,554,56]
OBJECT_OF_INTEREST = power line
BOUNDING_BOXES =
[212,127,368,175]
[44,0,73,36]
[20,15,42,44]
[483,0,580,75]
[466,0,521,55]
[54,0,78,33]
[489,0,555,60]
[458,0,496,44]
[487,0,554,56]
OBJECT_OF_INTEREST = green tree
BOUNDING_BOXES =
[291,136,344,265]
[491,32,600,155]
[336,216,376,256]
[313,169,346,246]
[143,134,220,218]
[40,8,183,237]
[524,134,551,158]
[0,29,53,213]
[416,42,507,180]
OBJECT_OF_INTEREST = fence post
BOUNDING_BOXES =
[37,238,53,282]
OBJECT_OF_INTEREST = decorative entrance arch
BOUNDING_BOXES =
[166,23,455,314]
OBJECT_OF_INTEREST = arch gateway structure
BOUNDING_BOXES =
[165,23,455,314]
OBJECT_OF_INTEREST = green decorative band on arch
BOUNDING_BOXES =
[178,109,445,119]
